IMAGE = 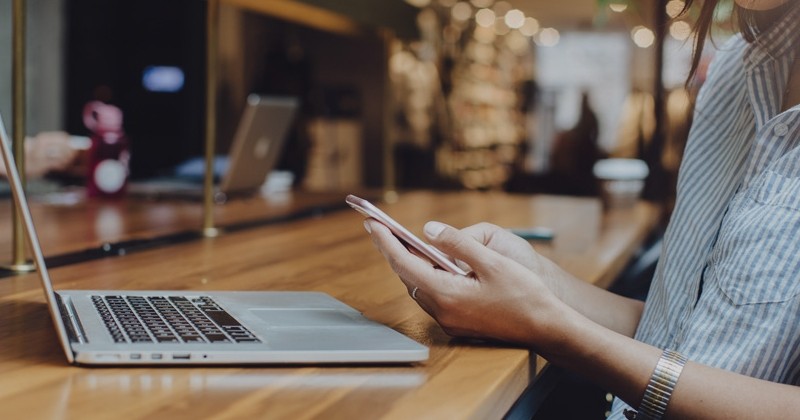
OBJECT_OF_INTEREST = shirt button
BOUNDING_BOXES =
[773,123,790,136]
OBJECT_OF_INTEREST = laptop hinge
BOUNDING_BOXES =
[55,293,87,344]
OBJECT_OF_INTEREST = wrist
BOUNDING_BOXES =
[625,349,688,419]
[526,297,586,357]
[537,256,570,303]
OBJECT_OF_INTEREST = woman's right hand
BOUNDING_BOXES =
[456,222,564,292]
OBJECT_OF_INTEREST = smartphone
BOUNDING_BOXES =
[346,194,468,276]
[508,227,555,242]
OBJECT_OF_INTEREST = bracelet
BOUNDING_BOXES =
[623,349,688,420]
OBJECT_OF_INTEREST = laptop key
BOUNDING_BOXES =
[202,310,241,328]
[234,338,261,343]
[205,334,230,343]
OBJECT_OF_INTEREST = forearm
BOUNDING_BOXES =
[452,221,645,337]
[545,259,644,337]
[540,304,800,419]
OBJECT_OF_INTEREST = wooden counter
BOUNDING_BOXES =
[0,191,658,419]
[0,189,363,261]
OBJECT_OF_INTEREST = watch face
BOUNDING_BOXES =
[94,159,127,193]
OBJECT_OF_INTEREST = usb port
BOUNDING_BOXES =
[130,353,142,360]
[172,353,191,360]
[151,353,163,360]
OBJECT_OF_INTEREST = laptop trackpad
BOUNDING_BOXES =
[250,309,370,328]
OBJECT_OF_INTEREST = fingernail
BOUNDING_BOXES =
[363,220,372,234]
[424,221,446,238]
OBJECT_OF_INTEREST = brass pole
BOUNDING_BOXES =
[7,0,35,272]
[202,0,220,237]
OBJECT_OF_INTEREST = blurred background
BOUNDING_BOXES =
[0,2,744,416]
[0,0,737,209]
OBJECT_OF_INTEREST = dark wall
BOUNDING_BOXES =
[66,0,206,179]
[66,2,388,186]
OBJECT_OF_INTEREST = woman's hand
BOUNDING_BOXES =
[0,131,79,178]
[456,222,567,296]
[25,132,79,178]
[365,219,568,346]
[366,217,644,342]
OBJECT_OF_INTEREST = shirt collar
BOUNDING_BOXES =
[745,4,800,66]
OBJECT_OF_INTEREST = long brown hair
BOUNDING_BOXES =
[682,0,786,82]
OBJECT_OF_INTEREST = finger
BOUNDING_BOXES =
[406,285,438,318]
[365,219,441,286]
[365,219,468,306]
[405,240,436,266]
[423,221,504,274]
[364,218,434,265]
[461,222,532,250]
[460,222,505,246]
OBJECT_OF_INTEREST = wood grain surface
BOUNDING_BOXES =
[0,191,657,419]
[0,190,359,259]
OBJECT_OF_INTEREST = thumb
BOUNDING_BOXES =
[424,221,502,274]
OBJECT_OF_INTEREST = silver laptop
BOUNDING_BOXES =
[0,113,428,365]
[130,94,297,203]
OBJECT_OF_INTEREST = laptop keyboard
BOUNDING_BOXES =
[91,295,261,344]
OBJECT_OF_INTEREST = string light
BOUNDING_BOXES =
[475,8,496,27]
[536,28,560,47]
[451,2,473,21]
[609,1,628,12]
[665,0,686,18]
[669,20,692,40]
[504,9,525,29]
[631,26,655,48]
[519,17,540,37]
[470,0,493,8]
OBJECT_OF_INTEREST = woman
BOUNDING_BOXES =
[364,0,800,418]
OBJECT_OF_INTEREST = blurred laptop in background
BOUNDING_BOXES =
[130,95,298,203]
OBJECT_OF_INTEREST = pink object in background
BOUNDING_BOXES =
[83,101,129,198]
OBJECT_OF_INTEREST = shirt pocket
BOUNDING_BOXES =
[752,170,800,210]
[712,170,800,305]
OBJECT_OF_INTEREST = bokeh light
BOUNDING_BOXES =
[451,2,473,21]
[665,0,686,18]
[669,20,692,40]
[631,26,655,48]
[504,9,525,29]
[609,2,628,12]
[475,8,496,27]
[536,27,560,47]
[519,17,540,37]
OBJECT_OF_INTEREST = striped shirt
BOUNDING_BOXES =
[609,7,800,418]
